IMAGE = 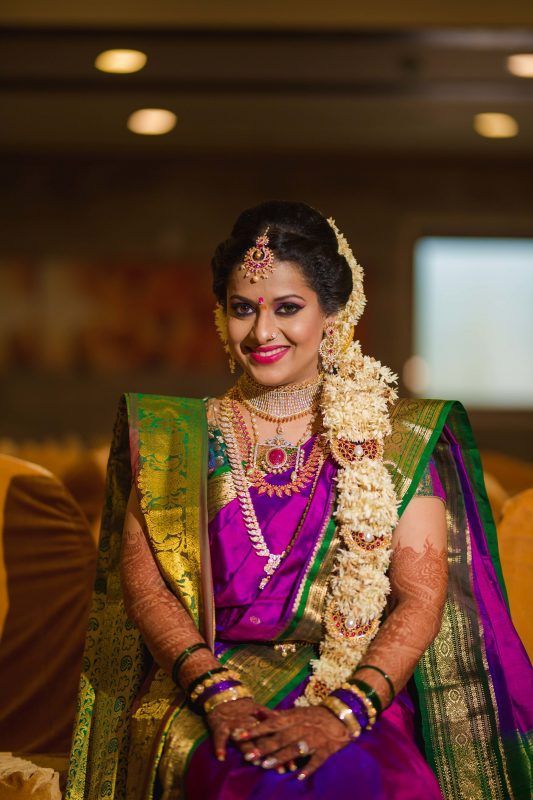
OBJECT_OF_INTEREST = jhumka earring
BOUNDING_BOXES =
[318,322,337,373]
[241,228,275,283]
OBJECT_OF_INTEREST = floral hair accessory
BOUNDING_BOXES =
[241,227,275,283]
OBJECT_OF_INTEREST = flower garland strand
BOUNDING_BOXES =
[298,218,399,704]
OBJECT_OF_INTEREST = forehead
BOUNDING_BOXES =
[227,259,314,300]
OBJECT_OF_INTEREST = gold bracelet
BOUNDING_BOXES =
[203,686,253,715]
[321,696,362,739]
[340,683,377,729]
[189,669,241,702]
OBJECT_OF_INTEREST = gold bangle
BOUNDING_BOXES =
[189,669,241,702]
[203,686,253,715]
[321,696,362,739]
[340,683,377,729]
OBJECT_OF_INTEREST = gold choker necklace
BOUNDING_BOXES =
[237,373,323,421]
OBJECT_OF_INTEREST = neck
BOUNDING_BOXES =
[239,372,322,394]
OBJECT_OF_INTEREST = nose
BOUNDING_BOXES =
[253,305,277,344]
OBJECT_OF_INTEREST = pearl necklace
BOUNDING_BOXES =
[219,394,325,590]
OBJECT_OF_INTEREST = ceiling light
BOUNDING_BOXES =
[473,113,518,139]
[506,53,533,78]
[95,49,147,74]
[127,108,177,136]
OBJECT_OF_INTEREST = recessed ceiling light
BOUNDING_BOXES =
[95,49,147,74]
[473,113,518,139]
[506,53,533,78]
[127,108,177,136]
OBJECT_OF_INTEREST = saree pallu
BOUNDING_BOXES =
[65,395,533,800]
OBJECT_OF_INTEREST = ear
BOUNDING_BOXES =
[322,312,337,330]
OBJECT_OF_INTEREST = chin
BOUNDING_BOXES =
[241,358,316,387]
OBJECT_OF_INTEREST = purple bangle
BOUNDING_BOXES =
[330,688,369,728]
[195,679,242,708]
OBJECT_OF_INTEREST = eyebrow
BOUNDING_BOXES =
[229,294,306,302]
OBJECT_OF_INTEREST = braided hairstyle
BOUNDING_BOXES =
[211,200,353,315]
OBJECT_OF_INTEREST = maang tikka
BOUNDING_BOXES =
[241,227,275,283]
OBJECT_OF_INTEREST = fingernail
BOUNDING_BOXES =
[289,762,298,772]
[216,751,225,762]
[244,750,260,762]
[277,766,286,774]
[262,757,278,769]
[297,773,307,781]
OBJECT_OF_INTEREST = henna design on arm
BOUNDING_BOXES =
[120,487,219,686]
[354,497,448,708]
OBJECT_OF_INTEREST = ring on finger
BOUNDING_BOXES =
[297,740,311,756]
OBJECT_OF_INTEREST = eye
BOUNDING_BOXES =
[276,302,301,315]
[230,302,254,317]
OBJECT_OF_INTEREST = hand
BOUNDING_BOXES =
[231,706,351,779]
[206,697,268,762]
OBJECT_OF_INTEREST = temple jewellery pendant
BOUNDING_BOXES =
[250,434,303,478]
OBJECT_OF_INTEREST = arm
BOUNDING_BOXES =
[353,495,448,708]
[120,486,219,686]
[120,486,265,759]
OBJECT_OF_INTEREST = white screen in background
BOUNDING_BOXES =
[413,237,533,409]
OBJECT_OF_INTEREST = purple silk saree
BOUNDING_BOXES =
[181,433,443,800]
[65,394,532,800]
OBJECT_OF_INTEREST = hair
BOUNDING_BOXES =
[211,200,353,315]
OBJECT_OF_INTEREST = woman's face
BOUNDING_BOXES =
[226,259,333,386]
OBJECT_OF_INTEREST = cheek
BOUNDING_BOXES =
[227,317,250,345]
[285,314,323,347]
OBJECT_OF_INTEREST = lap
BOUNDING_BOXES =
[183,690,443,800]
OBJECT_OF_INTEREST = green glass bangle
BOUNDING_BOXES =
[354,664,395,704]
[349,678,383,715]
[171,643,210,685]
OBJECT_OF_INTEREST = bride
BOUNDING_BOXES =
[66,201,532,800]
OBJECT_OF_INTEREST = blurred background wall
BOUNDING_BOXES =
[0,4,532,772]
[0,2,532,458]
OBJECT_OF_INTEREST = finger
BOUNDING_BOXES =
[260,742,313,770]
[231,713,287,742]
[297,752,325,780]
[240,739,263,764]
[240,732,284,762]
[210,722,230,762]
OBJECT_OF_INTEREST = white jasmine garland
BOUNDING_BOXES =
[299,218,399,705]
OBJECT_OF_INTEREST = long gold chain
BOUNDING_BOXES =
[219,394,324,590]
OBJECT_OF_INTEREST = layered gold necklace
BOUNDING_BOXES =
[235,373,324,491]
[237,373,323,435]
[219,373,326,589]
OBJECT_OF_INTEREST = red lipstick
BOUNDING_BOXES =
[249,345,290,364]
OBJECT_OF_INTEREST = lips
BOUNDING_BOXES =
[248,345,290,364]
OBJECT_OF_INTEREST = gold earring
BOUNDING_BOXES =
[319,323,337,373]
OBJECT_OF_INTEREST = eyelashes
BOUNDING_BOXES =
[230,302,302,318]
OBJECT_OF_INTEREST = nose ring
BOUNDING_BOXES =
[268,332,278,341]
